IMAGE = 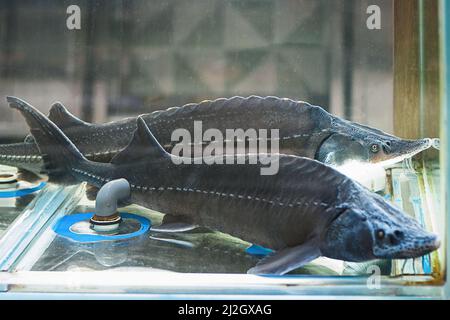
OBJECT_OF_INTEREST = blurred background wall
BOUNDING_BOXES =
[0,0,393,141]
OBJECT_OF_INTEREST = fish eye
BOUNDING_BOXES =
[370,144,380,153]
[376,229,385,239]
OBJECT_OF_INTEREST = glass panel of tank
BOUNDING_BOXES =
[9,167,440,280]
[22,188,341,275]
[0,165,46,241]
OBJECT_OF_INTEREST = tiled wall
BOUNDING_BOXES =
[0,0,392,138]
[105,0,333,113]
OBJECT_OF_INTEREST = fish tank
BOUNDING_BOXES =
[0,0,448,299]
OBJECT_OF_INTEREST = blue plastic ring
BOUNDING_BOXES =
[0,182,46,198]
[53,212,151,243]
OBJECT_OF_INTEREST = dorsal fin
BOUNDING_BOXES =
[48,102,90,129]
[111,117,169,164]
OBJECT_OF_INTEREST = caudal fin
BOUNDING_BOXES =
[21,102,90,142]
[7,96,87,184]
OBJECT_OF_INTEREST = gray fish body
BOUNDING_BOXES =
[1,96,431,176]
[0,115,135,174]
[0,142,41,173]
[9,97,440,274]
[105,155,348,250]
[138,96,332,158]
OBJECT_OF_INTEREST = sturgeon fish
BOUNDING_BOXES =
[9,97,440,275]
[1,96,432,177]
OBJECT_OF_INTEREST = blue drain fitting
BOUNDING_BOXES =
[53,212,151,243]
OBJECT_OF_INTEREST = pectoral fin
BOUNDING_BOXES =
[247,240,321,275]
[150,214,198,233]
[323,152,336,165]
[149,235,194,248]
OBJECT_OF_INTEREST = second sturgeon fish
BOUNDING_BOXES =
[9,98,440,275]
[1,96,432,177]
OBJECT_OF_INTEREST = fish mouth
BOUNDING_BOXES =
[377,138,433,167]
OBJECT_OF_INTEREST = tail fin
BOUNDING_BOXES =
[22,102,90,142]
[7,96,87,184]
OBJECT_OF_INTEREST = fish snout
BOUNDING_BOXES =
[421,233,441,252]
[398,138,432,155]
[409,232,441,257]
[393,231,440,259]
[378,138,432,165]
[372,218,440,259]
